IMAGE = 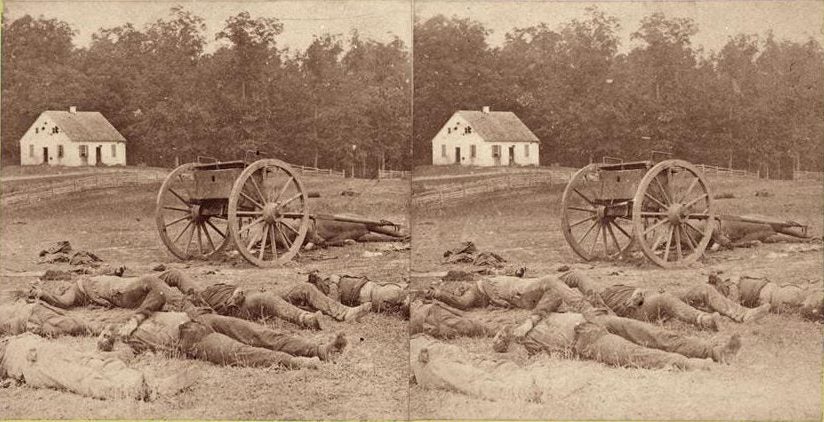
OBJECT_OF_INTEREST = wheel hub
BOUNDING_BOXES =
[262,202,279,224]
[667,203,687,224]
[190,205,203,222]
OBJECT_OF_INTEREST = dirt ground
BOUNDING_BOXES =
[410,176,823,420]
[0,174,409,419]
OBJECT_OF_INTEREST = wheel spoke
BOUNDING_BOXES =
[588,222,602,257]
[168,188,189,207]
[683,194,708,210]
[578,220,599,246]
[172,220,193,244]
[280,192,303,208]
[685,213,711,220]
[248,175,267,205]
[202,222,217,252]
[184,222,196,255]
[650,230,667,252]
[679,177,700,203]
[639,211,668,217]
[240,191,264,209]
[606,220,622,257]
[259,224,268,260]
[653,177,671,205]
[164,215,189,228]
[276,222,294,249]
[163,206,191,213]
[238,217,264,235]
[270,224,279,258]
[681,225,696,252]
[674,226,682,261]
[236,210,264,216]
[573,188,595,206]
[662,226,674,262]
[568,206,596,213]
[205,218,226,238]
[643,192,667,210]
[274,176,295,203]
[196,224,204,255]
[601,223,609,257]
[570,215,595,229]
[643,218,668,236]
[612,219,632,239]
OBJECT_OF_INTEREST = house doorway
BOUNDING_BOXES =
[492,145,501,166]
[42,147,48,164]
[454,147,461,164]
[95,146,103,165]
[508,146,516,165]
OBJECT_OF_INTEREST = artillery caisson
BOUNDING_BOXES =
[155,157,311,267]
[560,159,715,268]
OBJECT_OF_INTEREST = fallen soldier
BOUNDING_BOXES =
[491,294,741,369]
[97,291,347,369]
[162,271,373,328]
[1,289,105,337]
[282,215,408,250]
[409,299,503,339]
[707,273,823,322]
[0,332,193,401]
[425,270,759,331]
[710,214,812,250]
[306,271,409,314]
[561,272,771,329]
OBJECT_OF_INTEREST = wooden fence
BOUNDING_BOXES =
[695,164,757,178]
[378,169,411,179]
[291,165,346,178]
[793,170,823,181]
[411,169,572,209]
[2,171,167,206]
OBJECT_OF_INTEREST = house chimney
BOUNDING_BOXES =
[69,106,77,114]
[482,106,490,114]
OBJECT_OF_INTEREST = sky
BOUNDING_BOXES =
[3,0,413,54]
[415,1,824,54]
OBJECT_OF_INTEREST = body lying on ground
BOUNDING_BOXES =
[163,271,373,328]
[30,269,373,331]
[282,216,408,249]
[306,271,409,314]
[707,272,823,322]
[711,214,812,249]
[426,270,769,331]
[0,332,194,401]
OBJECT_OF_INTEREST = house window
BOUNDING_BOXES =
[79,145,88,158]
[492,145,501,158]
[35,128,39,134]
[470,145,476,158]
[464,126,472,134]
[52,127,58,134]
[58,145,64,158]
[111,144,117,157]
[447,128,451,134]
[29,145,34,157]
[441,144,447,158]
[524,144,530,157]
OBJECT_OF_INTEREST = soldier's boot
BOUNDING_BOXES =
[710,333,742,364]
[317,332,348,362]
[344,302,372,323]
[492,325,513,353]
[697,312,722,331]
[742,303,771,323]
[300,311,324,330]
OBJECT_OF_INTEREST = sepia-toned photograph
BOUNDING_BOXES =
[409,0,823,420]
[1,0,411,419]
[1,0,823,421]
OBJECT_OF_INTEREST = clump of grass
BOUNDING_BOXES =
[755,190,773,197]
[713,192,735,199]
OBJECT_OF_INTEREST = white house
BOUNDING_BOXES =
[431,107,540,167]
[19,107,126,166]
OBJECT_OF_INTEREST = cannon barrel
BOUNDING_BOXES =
[312,213,399,227]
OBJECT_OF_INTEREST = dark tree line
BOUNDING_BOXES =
[414,8,824,177]
[2,8,412,174]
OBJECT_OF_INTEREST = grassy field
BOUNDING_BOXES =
[0,174,409,419]
[410,175,823,420]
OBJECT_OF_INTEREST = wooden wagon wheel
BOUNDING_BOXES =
[155,163,231,260]
[227,159,310,267]
[561,164,635,261]
[631,159,714,268]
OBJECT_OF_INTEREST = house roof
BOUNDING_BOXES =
[454,110,539,143]
[41,111,126,142]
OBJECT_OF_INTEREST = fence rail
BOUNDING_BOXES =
[412,169,572,209]
[793,170,823,181]
[291,165,346,178]
[378,169,411,179]
[695,163,757,178]
[2,171,167,206]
